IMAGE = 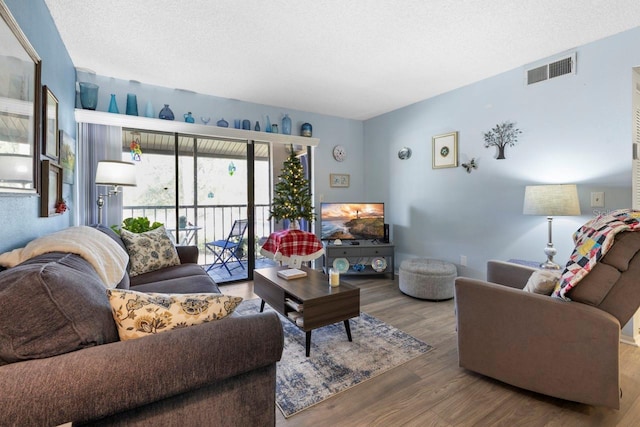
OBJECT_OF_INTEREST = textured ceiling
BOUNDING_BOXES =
[44,0,640,120]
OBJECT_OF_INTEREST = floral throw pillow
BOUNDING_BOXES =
[106,289,243,341]
[120,226,180,277]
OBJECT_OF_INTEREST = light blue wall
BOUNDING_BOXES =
[364,27,640,278]
[75,72,367,225]
[1,0,76,252]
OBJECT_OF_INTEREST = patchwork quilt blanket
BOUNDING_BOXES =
[553,209,640,300]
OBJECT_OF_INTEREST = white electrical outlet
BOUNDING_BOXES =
[591,192,604,208]
[460,255,467,266]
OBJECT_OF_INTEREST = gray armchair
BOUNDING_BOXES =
[454,231,640,409]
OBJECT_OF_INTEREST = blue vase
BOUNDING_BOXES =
[159,104,174,120]
[79,82,98,110]
[125,93,138,116]
[217,118,229,127]
[282,114,291,135]
[242,119,251,130]
[301,122,312,137]
[144,101,154,118]
[265,115,272,133]
[184,112,195,123]
[254,121,260,131]
[108,94,119,113]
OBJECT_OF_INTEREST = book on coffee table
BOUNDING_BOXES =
[277,268,307,280]
[286,298,304,312]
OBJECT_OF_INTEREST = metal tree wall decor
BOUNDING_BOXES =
[483,121,522,159]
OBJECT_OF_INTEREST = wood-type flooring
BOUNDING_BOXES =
[222,275,640,427]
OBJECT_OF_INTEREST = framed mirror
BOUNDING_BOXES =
[0,1,41,195]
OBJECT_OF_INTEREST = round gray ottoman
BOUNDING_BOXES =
[399,258,457,300]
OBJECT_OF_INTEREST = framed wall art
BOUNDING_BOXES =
[40,160,62,217]
[59,130,76,184]
[330,173,350,188]
[42,85,59,161]
[0,2,42,195]
[432,131,458,169]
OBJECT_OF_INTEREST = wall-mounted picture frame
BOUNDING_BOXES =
[432,131,458,169]
[0,2,42,195]
[40,159,62,217]
[330,173,350,188]
[42,85,59,161]
[59,130,76,184]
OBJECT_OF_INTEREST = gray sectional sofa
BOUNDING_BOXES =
[0,225,283,426]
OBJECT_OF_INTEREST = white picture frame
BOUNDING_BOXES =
[432,131,458,169]
[330,173,350,188]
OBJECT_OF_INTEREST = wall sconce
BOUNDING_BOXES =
[398,147,412,160]
[95,160,137,225]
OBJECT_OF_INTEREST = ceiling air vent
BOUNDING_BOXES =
[526,53,576,85]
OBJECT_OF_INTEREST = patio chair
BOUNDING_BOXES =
[205,219,249,275]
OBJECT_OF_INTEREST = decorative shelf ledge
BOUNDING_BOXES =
[75,109,320,147]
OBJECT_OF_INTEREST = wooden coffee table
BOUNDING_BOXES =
[254,266,360,357]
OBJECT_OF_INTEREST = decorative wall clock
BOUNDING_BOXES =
[333,145,347,162]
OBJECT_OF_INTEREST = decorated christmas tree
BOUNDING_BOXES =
[269,151,315,224]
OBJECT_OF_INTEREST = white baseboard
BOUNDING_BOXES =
[620,334,640,347]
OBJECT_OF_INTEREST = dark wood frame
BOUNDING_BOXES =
[40,160,62,217]
[0,2,42,195]
[42,85,59,161]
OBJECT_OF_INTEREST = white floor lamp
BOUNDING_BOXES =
[95,160,137,225]
[523,184,581,269]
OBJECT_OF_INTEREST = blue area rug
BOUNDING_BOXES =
[236,298,433,418]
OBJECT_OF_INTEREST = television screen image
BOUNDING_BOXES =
[321,202,384,240]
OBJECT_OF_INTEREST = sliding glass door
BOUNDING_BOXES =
[120,129,276,283]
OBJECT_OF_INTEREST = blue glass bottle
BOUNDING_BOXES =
[108,94,119,113]
[265,115,272,133]
[184,112,195,123]
[159,104,174,120]
[282,114,291,135]
[301,122,312,137]
[144,101,154,118]
[125,93,138,116]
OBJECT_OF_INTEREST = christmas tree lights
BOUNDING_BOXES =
[269,150,315,224]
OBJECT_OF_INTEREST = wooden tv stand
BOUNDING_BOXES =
[323,241,395,278]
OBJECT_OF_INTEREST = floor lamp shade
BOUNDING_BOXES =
[523,184,581,269]
[95,160,137,187]
[95,160,137,225]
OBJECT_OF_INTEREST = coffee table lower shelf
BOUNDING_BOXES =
[254,266,360,357]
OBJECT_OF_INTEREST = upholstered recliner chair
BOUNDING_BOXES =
[454,230,640,409]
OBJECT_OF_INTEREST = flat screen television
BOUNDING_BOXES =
[320,202,385,240]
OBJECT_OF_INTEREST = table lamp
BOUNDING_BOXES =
[95,160,137,225]
[523,184,581,269]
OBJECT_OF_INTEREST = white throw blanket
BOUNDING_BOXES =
[0,226,129,288]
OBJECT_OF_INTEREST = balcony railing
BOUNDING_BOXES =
[122,203,273,267]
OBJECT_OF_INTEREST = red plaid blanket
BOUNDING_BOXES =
[260,229,324,263]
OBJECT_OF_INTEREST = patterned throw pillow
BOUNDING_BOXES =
[120,226,181,277]
[106,289,243,341]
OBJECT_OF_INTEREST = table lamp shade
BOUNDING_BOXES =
[95,160,137,187]
[523,184,580,216]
